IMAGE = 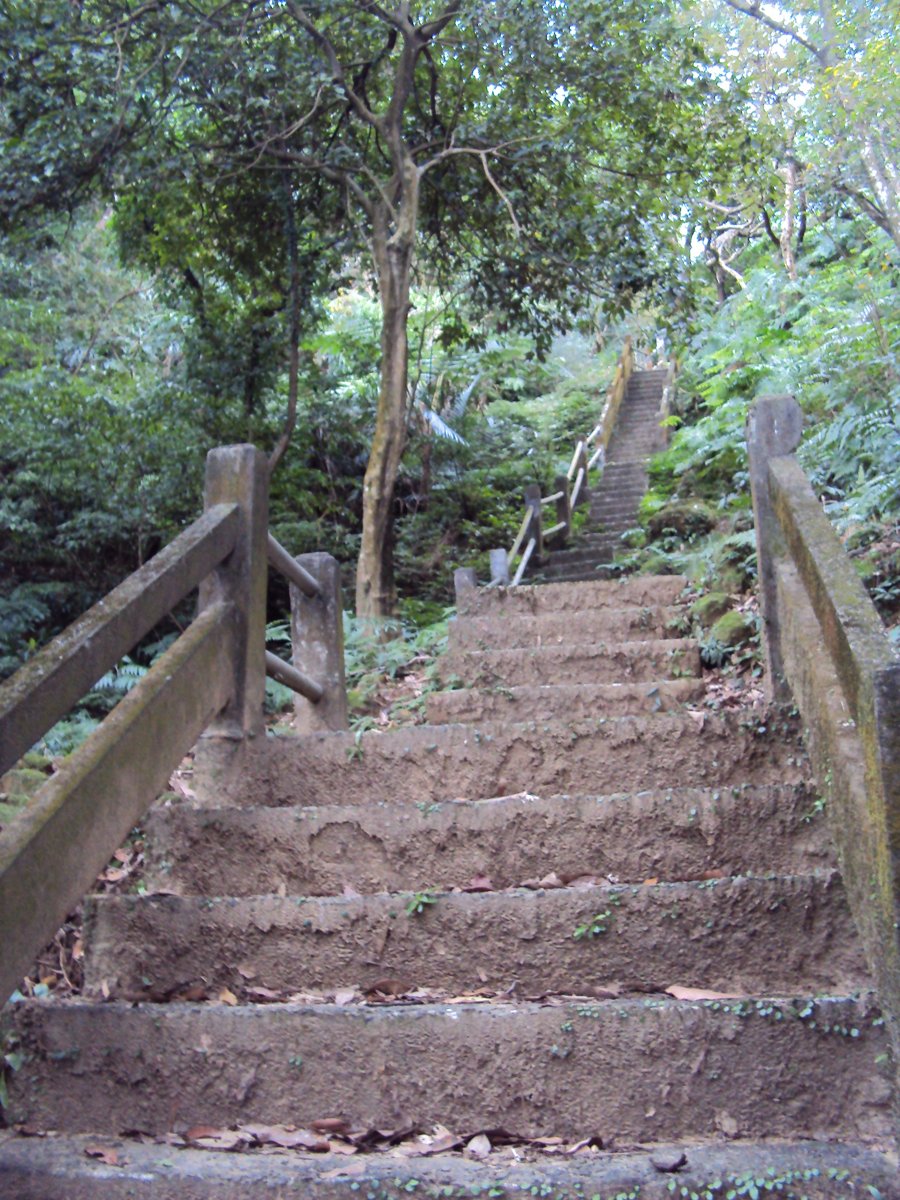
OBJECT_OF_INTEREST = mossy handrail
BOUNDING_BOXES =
[747,394,900,1130]
[0,444,346,1007]
[488,336,635,587]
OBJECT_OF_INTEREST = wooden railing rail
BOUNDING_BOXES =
[0,443,347,1006]
[485,336,635,588]
[747,395,900,1124]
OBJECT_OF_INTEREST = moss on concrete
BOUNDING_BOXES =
[710,610,756,649]
[646,499,717,541]
[690,592,734,629]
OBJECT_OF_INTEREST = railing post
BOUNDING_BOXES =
[290,552,348,734]
[554,473,572,543]
[489,549,510,587]
[524,483,544,562]
[746,395,803,703]
[198,444,269,740]
[454,567,478,601]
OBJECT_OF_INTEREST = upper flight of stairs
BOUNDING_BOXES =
[537,367,670,583]
[2,572,896,1198]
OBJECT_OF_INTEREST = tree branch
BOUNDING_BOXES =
[720,0,825,62]
[285,1,384,130]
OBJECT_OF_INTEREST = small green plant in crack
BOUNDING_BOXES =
[0,1032,25,1112]
[346,728,366,762]
[405,890,438,917]
[573,894,621,940]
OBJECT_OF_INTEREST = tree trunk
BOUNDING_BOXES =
[355,203,415,622]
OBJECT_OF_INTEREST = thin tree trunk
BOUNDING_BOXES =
[356,203,415,622]
[780,153,799,282]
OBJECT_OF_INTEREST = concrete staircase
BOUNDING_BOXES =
[538,367,669,583]
[2,576,896,1197]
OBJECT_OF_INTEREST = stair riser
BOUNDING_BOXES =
[7,998,890,1141]
[195,714,809,809]
[143,783,833,898]
[427,677,699,721]
[85,875,864,1000]
[457,577,688,615]
[448,608,683,650]
[443,639,700,687]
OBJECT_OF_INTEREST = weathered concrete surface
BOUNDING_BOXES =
[426,678,704,723]
[457,577,689,617]
[5,996,892,1143]
[2,1131,897,1200]
[84,873,866,1001]
[440,639,701,687]
[145,783,833,898]
[778,561,900,1133]
[447,606,685,650]
[0,602,235,1007]
[194,713,810,808]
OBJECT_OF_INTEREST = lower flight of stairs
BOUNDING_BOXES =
[537,367,670,583]
[1,575,896,1197]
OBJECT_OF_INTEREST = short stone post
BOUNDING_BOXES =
[291,552,348,734]
[198,445,269,740]
[454,567,478,602]
[489,549,510,587]
[573,443,590,509]
[746,395,803,703]
[524,483,544,562]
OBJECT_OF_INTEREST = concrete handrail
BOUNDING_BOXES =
[747,394,900,1131]
[484,337,636,592]
[0,443,348,1007]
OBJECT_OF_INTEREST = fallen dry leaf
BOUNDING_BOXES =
[186,1127,248,1150]
[84,1146,123,1166]
[312,1117,351,1134]
[466,1133,492,1158]
[364,978,414,999]
[218,987,239,1006]
[463,875,494,892]
[342,883,362,898]
[643,877,659,886]
[332,988,358,1006]
[536,872,564,889]
[665,985,742,1002]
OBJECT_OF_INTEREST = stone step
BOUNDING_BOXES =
[195,712,810,809]
[7,995,890,1142]
[448,606,684,650]
[3,1132,897,1200]
[456,576,688,615]
[142,783,833,898]
[541,547,616,568]
[442,638,700,687]
[532,566,625,583]
[427,677,700,722]
[84,873,865,1001]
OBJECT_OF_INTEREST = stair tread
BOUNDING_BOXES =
[2,1132,896,1200]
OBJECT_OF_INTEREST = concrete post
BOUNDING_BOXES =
[489,549,510,587]
[746,395,803,703]
[198,445,269,740]
[524,484,544,562]
[554,474,571,543]
[454,567,478,602]
[291,552,348,734]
